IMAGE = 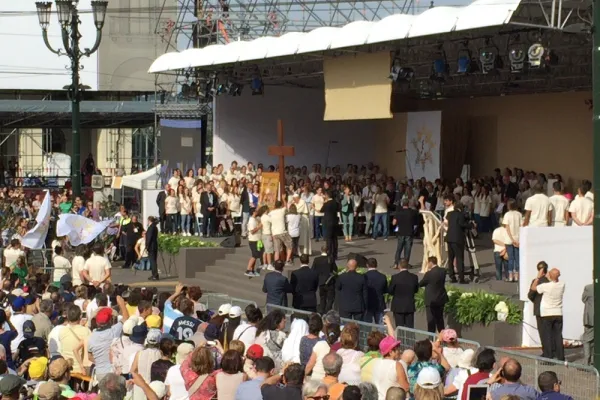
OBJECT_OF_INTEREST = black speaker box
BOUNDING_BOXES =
[220,233,241,248]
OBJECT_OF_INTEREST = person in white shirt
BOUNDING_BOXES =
[52,246,71,283]
[165,342,194,400]
[478,187,493,232]
[3,239,24,269]
[225,161,239,184]
[82,243,112,287]
[569,186,594,226]
[523,184,552,227]
[245,208,263,277]
[270,201,293,264]
[532,268,565,361]
[502,199,523,282]
[168,169,181,191]
[286,204,301,259]
[71,247,87,286]
[491,223,510,281]
[232,305,262,352]
[9,297,32,353]
[312,188,325,241]
[372,185,390,240]
[548,182,570,227]
[183,169,195,191]
[260,208,274,270]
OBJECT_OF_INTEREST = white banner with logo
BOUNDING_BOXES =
[405,111,442,181]
[56,214,114,246]
[21,190,51,250]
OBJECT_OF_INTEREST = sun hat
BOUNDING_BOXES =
[131,324,149,345]
[416,366,442,389]
[246,344,264,359]
[145,315,162,329]
[228,306,243,319]
[457,349,475,369]
[176,342,195,364]
[379,336,402,356]
[218,303,232,316]
[441,329,458,343]
[29,356,49,380]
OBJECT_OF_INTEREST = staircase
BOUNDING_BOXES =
[189,248,300,307]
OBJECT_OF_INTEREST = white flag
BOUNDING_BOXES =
[57,214,114,246]
[21,190,51,250]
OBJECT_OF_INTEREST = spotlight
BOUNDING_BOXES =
[230,83,243,96]
[528,43,545,68]
[389,59,414,83]
[431,57,448,81]
[508,48,526,73]
[251,77,263,95]
[479,48,497,74]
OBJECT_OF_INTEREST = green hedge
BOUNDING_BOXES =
[158,234,219,255]
[337,267,522,326]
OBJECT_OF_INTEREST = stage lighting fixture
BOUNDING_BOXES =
[230,83,243,96]
[251,77,263,95]
[479,49,497,74]
[456,47,474,74]
[528,43,545,68]
[508,48,526,73]
[431,58,448,81]
[389,59,414,82]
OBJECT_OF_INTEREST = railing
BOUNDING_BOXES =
[394,325,480,353]
[201,293,257,310]
[265,304,313,330]
[487,346,599,400]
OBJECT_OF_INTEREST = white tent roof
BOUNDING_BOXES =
[149,0,522,73]
[121,165,162,190]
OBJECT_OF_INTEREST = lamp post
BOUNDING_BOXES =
[35,0,108,196]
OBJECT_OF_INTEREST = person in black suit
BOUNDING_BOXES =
[240,182,252,238]
[364,258,388,324]
[335,259,368,320]
[146,216,159,280]
[389,258,419,328]
[444,195,472,283]
[200,183,219,237]
[528,261,550,357]
[290,254,319,312]
[156,184,169,232]
[321,190,340,263]
[502,175,519,201]
[420,256,448,333]
[262,260,292,307]
[312,245,336,314]
[392,198,419,268]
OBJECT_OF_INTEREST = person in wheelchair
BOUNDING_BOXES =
[217,201,234,236]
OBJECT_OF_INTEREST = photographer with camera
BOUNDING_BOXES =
[443,195,476,284]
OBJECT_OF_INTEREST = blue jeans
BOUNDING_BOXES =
[136,257,150,271]
[395,236,413,265]
[195,215,203,235]
[493,251,507,280]
[372,212,389,239]
[241,212,250,236]
[479,216,491,233]
[341,213,354,237]
[180,214,191,233]
[167,214,178,233]
[506,245,520,273]
[314,216,323,239]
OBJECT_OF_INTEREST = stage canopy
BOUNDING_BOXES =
[121,165,163,190]
[149,0,523,73]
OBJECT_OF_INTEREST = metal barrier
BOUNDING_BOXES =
[201,293,257,311]
[394,326,481,353]
[340,317,387,349]
[265,304,313,331]
[488,346,599,400]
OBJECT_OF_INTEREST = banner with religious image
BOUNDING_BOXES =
[56,214,114,246]
[21,190,51,250]
[405,111,442,181]
[260,172,280,209]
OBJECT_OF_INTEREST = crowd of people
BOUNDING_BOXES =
[0,268,577,400]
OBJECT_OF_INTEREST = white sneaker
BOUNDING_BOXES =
[266,264,275,271]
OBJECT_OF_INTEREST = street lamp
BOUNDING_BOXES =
[35,0,108,196]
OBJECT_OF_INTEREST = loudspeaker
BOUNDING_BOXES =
[347,252,368,268]
[220,233,241,248]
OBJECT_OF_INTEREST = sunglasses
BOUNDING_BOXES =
[309,396,330,400]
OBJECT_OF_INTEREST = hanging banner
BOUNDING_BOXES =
[56,214,114,246]
[259,172,279,209]
[406,111,442,181]
[21,190,51,250]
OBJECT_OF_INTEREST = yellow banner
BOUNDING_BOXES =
[260,172,279,210]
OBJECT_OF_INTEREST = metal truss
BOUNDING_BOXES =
[510,0,592,31]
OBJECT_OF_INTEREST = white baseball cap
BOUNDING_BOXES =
[149,381,167,398]
[218,303,232,316]
[416,367,442,389]
[228,306,242,318]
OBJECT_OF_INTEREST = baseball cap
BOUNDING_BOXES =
[28,356,49,380]
[12,296,26,310]
[0,375,25,395]
[37,380,61,400]
[218,303,232,316]
[149,381,167,398]
[48,357,72,380]
[416,366,442,389]
[146,328,162,346]
[246,344,264,359]
[131,324,149,345]
[204,324,219,341]
[95,307,113,325]
[379,336,402,356]
[146,315,162,329]
[228,306,242,319]
[123,317,139,335]
[23,320,35,338]
[176,342,195,365]
[441,329,458,343]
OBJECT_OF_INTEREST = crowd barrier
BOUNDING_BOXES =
[265,304,313,331]
[201,293,257,310]
[394,325,480,354]
[487,346,599,400]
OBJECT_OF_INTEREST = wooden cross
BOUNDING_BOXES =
[268,119,295,200]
